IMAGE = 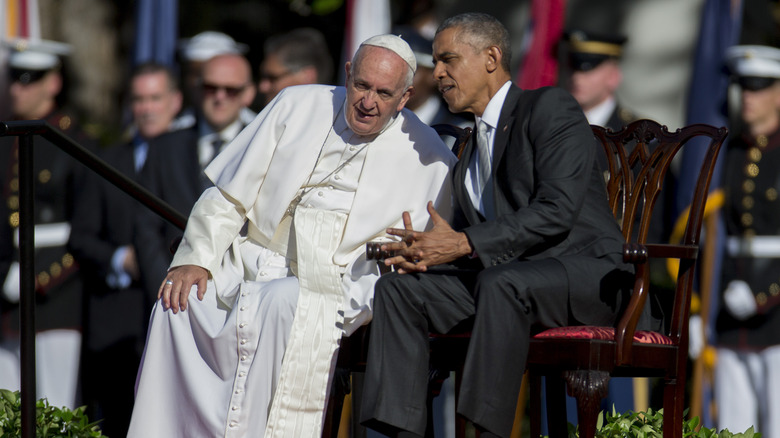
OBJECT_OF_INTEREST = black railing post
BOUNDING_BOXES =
[18,133,36,438]
[1,120,189,438]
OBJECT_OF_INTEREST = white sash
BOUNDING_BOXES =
[264,207,346,437]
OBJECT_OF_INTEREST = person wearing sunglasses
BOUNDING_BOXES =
[714,44,780,437]
[133,53,256,317]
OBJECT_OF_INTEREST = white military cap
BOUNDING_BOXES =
[360,34,417,72]
[180,31,249,62]
[726,45,780,79]
[4,37,72,71]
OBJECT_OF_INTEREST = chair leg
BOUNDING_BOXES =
[323,367,351,438]
[662,378,685,438]
[545,375,568,438]
[563,370,609,438]
[529,373,542,438]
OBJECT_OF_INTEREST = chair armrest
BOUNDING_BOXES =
[615,242,700,364]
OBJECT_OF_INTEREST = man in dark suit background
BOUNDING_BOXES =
[134,52,256,302]
[68,62,182,437]
[360,13,634,438]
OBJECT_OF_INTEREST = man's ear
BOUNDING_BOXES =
[344,62,352,86]
[396,86,414,112]
[485,46,502,73]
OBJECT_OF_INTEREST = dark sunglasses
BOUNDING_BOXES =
[737,76,778,92]
[201,82,248,98]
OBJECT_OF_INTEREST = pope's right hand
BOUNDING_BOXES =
[158,265,209,313]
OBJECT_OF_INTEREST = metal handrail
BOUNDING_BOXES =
[1,120,188,438]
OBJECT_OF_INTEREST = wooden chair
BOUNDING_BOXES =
[526,119,727,438]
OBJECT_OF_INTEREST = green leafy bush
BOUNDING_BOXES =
[0,389,106,437]
[546,408,759,438]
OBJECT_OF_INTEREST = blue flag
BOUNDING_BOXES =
[678,0,742,428]
[133,0,178,68]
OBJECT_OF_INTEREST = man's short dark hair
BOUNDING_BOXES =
[131,62,180,92]
[436,12,512,73]
[264,28,334,84]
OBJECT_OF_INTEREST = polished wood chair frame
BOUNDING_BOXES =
[526,119,726,438]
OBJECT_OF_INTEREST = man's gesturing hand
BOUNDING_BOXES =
[382,201,472,273]
[158,265,209,313]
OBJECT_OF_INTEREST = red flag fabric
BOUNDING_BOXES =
[516,0,566,89]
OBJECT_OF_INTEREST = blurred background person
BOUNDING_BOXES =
[396,25,470,131]
[714,44,780,437]
[0,38,96,409]
[133,52,255,302]
[561,29,635,131]
[257,27,334,107]
[178,30,255,126]
[67,62,183,437]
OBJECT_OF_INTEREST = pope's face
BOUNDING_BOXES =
[344,45,412,137]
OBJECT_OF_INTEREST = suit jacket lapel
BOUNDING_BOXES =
[492,85,522,168]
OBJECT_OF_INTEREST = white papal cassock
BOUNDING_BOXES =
[127,84,456,438]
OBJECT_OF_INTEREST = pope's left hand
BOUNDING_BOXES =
[381,201,472,273]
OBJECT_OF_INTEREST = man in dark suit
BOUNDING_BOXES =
[360,13,633,438]
[134,52,256,301]
[67,62,182,437]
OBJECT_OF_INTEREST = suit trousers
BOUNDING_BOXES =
[361,258,577,438]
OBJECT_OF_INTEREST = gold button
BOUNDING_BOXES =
[62,253,74,268]
[766,188,778,201]
[749,147,762,162]
[743,179,755,193]
[9,212,19,228]
[746,163,759,178]
[741,212,753,227]
[10,178,18,192]
[7,196,18,210]
[756,135,769,147]
[742,196,754,209]
[50,262,62,277]
[38,169,51,184]
[37,272,50,286]
[770,283,780,296]
[757,292,768,306]
[58,116,72,130]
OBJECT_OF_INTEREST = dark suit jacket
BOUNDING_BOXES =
[453,85,627,325]
[133,126,205,297]
[68,141,152,351]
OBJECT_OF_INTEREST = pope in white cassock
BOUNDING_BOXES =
[127,34,456,438]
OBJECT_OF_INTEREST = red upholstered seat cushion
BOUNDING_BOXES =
[532,326,673,345]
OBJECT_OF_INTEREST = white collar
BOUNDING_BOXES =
[583,96,617,127]
[476,81,512,130]
[199,117,244,144]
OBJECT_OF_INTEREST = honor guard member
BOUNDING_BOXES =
[0,38,96,409]
[714,44,780,437]
[562,29,635,132]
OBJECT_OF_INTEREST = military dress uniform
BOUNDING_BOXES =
[713,44,780,436]
[714,129,780,434]
[0,109,94,407]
